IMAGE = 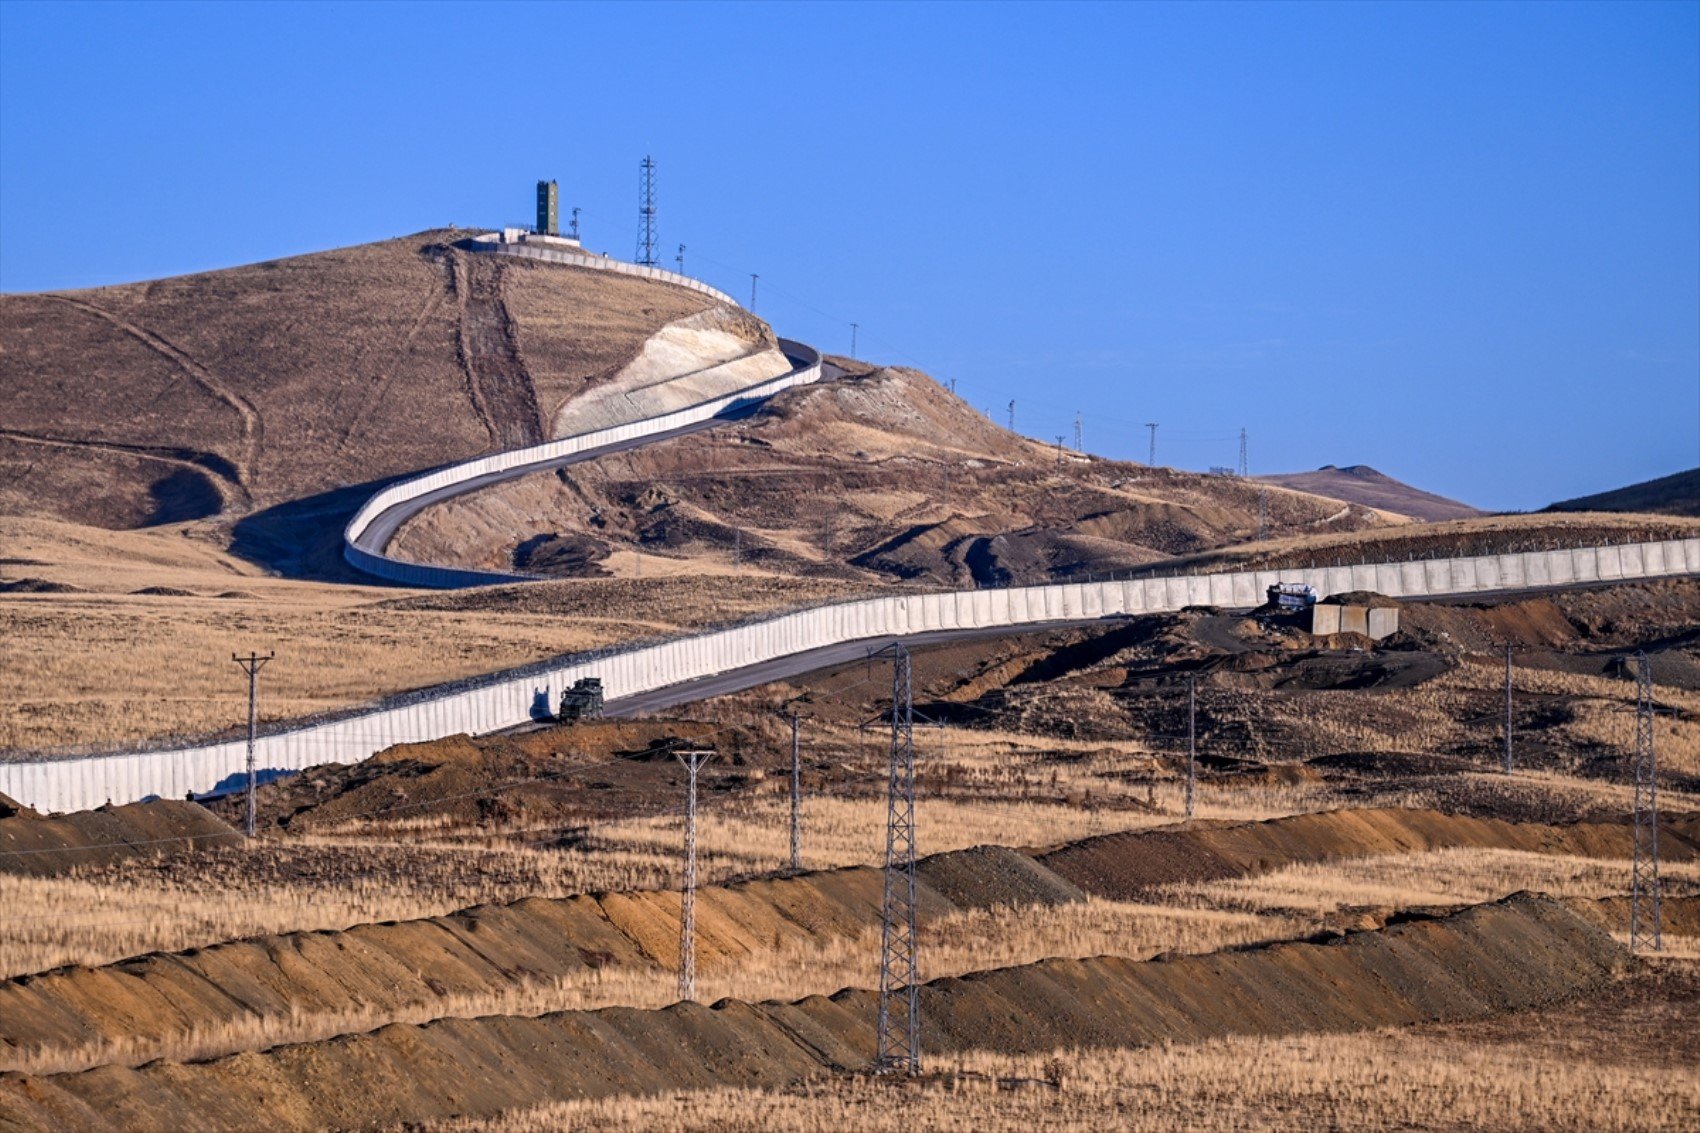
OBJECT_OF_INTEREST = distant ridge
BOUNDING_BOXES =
[1546,467,1700,518]
[1256,464,1482,522]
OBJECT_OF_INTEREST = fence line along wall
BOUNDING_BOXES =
[3,538,1695,814]
[342,339,824,587]
[468,233,741,308]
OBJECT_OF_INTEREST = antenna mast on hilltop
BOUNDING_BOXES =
[637,156,658,266]
[1146,422,1159,466]
[1239,428,1249,477]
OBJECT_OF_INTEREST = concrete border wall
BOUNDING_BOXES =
[467,233,740,307]
[342,338,824,587]
[3,537,1695,814]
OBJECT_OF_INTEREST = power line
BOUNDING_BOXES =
[675,748,714,1000]
[787,711,804,871]
[873,643,920,1075]
[1630,651,1661,954]
[231,652,274,839]
[1503,645,1514,775]
[1185,674,1197,820]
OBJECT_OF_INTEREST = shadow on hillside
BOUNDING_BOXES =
[228,473,417,584]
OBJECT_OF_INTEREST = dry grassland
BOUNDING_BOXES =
[429,965,1700,1132]
[1167,847,1700,916]
[0,516,872,749]
[0,839,668,977]
[576,774,1355,883]
[0,596,631,750]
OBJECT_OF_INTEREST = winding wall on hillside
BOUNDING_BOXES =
[1,247,1696,814]
[1,536,1694,814]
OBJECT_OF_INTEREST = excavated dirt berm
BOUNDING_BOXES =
[0,895,1628,1131]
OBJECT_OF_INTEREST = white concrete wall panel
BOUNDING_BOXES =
[5,489,1695,814]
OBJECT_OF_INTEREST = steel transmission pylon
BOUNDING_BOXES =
[637,156,658,266]
[676,748,714,1000]
[1074,412,1083,452]
[232,651,274,838]
[1238,427,1249,477]
[1503,644,1514,774]
[1146,422,1158,466]
[1630,652,1661,953]
[874,643,920,1075]
[1185,674,1197,819]
[788,710,803,872]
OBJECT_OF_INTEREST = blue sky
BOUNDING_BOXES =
[2,1,1695,510]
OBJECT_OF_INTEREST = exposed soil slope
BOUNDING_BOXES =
[1036,807,1696,899]
[0,806,1663,1078]
[0,895,1627,1132]
[1258,464,1482,522]
[0,844,1077,1075]
[0,795,237,877]
[391,364,1398,585]
[1547,467,1700,519]
[0,231,721,530]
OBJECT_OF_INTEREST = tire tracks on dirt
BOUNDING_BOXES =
[445,250,544,451]
[45,297,263,489]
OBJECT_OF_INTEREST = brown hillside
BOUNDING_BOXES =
[390,364,1397,586]
[1257,464,1482,522]
[0,231,729,530]
[1547,467,1700,518]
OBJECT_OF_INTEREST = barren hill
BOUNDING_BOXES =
[391,361,1396,586]
[1546,467,1700,518]
[0,231,755,531]
[1257,464,1482,522]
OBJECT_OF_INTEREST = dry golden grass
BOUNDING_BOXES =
[428,990,1700,1131]
[1168,847,1700,916]
[0,517,875,750]
[0,595,631,749]
[579,773,1363,884]
[0,838,688,977]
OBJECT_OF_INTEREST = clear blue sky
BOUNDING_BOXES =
[3,1,1696,510]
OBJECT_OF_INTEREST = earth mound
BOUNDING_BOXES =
[0,895,1625,1131]
[0,794,238,877]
